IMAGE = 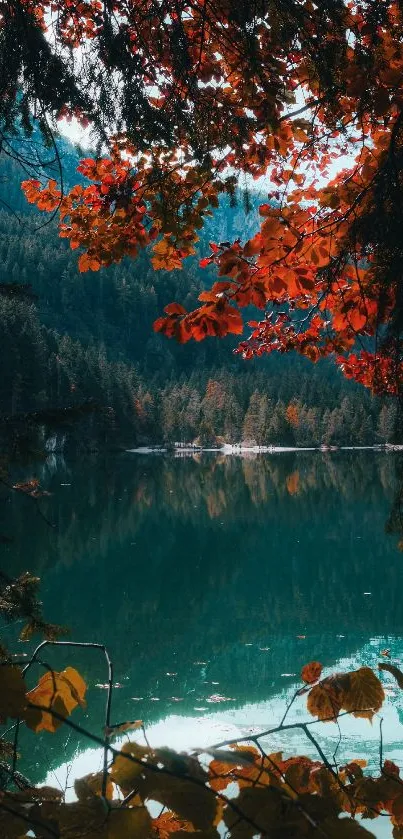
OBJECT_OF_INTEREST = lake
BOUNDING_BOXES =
[2,449,403,837]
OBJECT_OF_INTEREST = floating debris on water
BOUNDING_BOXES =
[206,694,235,703]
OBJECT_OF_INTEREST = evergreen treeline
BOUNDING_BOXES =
[0,295,396,449]
[0,150,397,449]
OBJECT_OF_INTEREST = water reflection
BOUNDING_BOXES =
[2,450,403,816]
[43,637,403,839]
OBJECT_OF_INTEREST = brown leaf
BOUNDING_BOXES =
[301,661,322,684]
[39,798,150,838]
[379,662,403,690]
[74,772,114,801]
[343,667,384,719]
[307,668,384,722]
[307,679,344,721]
[384,760,400,778]
[152,810,194,838]
[319,816,376,837]
[109,741,152,793]
[0,666,27,721]
[223,787,283,838]
[392,794,403,825]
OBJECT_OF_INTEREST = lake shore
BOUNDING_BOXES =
[126,442,403,455]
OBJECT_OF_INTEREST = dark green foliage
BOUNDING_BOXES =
[0,152,393,450]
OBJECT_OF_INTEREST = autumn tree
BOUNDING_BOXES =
[4,0,403,402]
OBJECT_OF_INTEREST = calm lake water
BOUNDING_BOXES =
[3,450,403,836]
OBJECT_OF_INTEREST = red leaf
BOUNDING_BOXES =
[164,303,187,316]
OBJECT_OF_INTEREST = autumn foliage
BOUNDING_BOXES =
[4,644,403,838]
[3,0,402,395]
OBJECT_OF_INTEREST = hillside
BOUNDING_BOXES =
[0,142,395,450]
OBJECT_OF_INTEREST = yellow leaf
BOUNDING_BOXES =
[39,798,150,839]
[137,773,217,831]
[109,741,151,792]
[75,772,114,801]
[25,667,87,733]
[107,806,151,839]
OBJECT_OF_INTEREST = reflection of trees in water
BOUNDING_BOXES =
[1,452,399,623]
[385,454,403,543]
[3,451,403,780]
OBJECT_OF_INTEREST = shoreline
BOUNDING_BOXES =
[126,443,403,455]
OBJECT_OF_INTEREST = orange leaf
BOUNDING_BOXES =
[25,667,87,733]
[301,661,322,684]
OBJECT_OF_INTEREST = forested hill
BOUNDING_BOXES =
[0,145,396,450]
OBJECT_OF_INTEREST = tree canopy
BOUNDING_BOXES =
[4,0,403,394]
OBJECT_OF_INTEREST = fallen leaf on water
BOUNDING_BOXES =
[206,694,235,703]
[105,720,143,737]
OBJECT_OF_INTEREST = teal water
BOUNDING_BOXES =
[2,450,403,835]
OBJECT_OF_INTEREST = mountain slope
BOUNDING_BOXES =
[0,145,393,449]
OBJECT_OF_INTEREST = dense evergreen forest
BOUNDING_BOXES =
[0,144,396,451]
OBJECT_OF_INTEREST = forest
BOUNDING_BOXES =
[0,152,395,452]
